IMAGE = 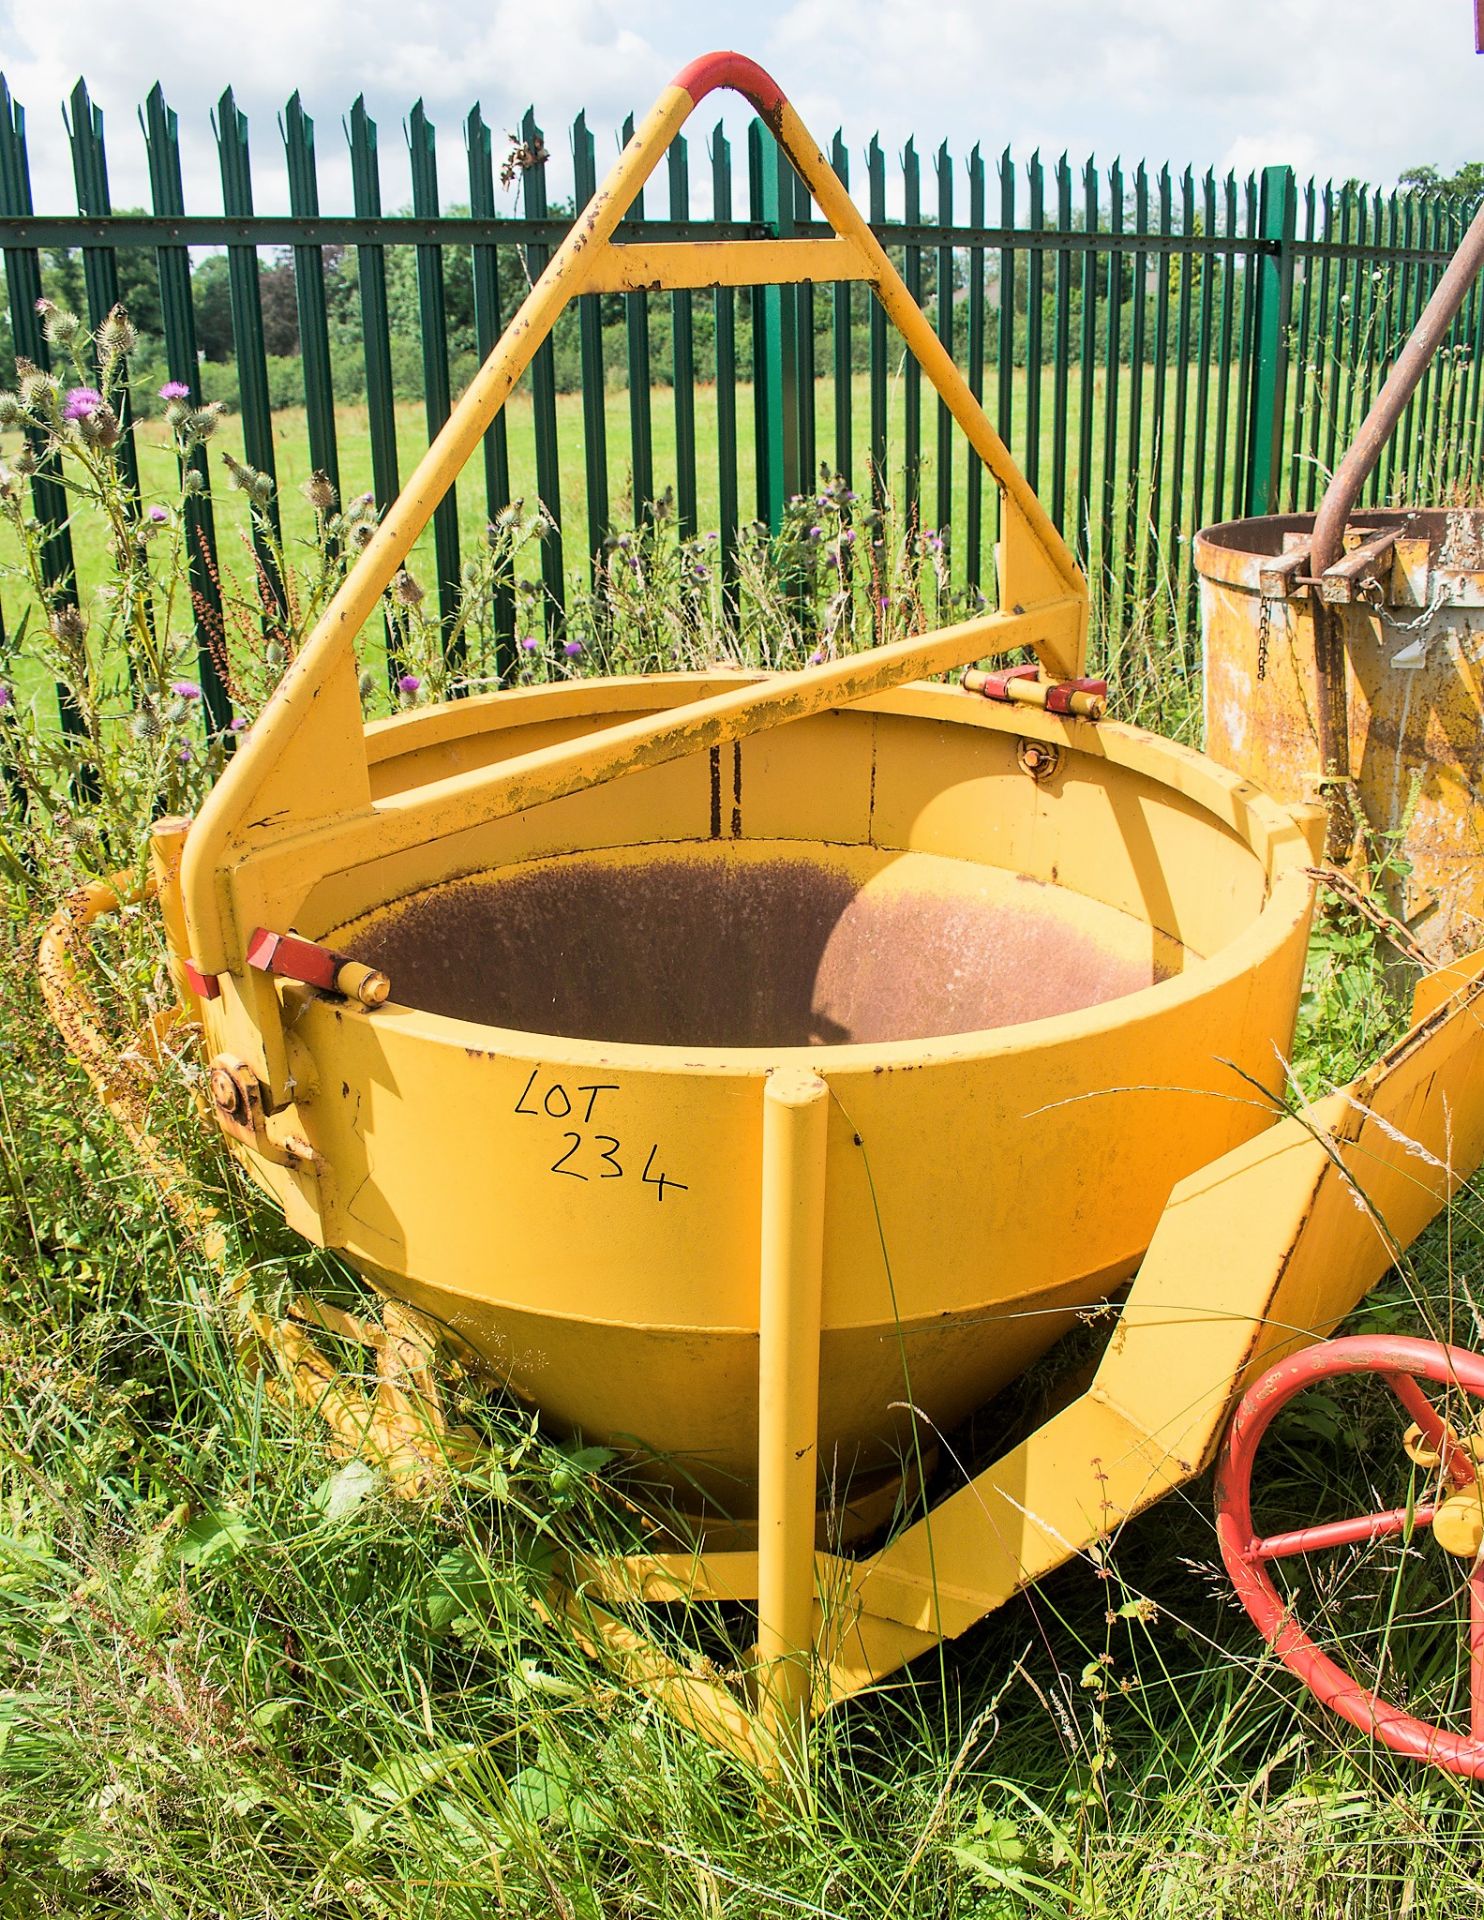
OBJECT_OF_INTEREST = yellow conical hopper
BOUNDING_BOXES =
[137,54,1334,1745]
[193,665,1317,1502]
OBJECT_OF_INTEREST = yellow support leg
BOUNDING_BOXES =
[148,815,199,1022]
[755,1067,829,1743]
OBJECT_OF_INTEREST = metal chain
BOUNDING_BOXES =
[1256,591,1272,684]
[1306,864,1430,967]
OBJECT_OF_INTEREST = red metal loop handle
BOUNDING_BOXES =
[1215,1334,1484,1777]
[670,52,787,116]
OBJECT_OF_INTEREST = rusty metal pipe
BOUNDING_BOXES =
[1312,197,1484,576]
[1309,195,1484,856]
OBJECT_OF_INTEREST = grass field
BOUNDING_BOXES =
[2,359,1267,683]
[3,361,1251,565]
[10,341,1470,728]
[6,351,1484,1914]
[0,358,1277,753]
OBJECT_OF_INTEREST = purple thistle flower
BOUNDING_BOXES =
[171,679,202,701]
[177,742,193,763]
[63,387,104,421]
[809,649,825,666]
[520,636,539,653]
[807,525,822,541]
[228,715,249,731]
[562,639,584,660]
[396,673,422,695]
[0,684,12,710]
[158,380,190,401]
[148,504,168,523]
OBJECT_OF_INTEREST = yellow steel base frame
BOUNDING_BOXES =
[563,946,1484,1763]
[37,872,1484,1770]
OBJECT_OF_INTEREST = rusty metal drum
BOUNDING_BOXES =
[1196,507,1484,961]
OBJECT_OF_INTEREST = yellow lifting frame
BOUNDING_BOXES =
[177,51,1088,997]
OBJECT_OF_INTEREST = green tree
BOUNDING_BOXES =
[192,254,233,361]
[1399,161,1484,200]
[186,252,297,360]
[259,253,298,357]
[38,217,165,343]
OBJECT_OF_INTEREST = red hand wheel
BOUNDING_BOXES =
[1215,1335,1484,1776]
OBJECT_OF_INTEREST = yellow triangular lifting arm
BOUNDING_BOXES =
[181,51,1089,977]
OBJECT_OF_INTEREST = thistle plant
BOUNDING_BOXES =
[0,302,246,865]
[370,500,551,705]
[1,291,997,900]
[0,303,428,880]
[576,464,979,682]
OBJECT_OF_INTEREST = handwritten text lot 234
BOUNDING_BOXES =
[513,1068,689,1201]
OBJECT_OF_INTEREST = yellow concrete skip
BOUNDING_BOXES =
[173,677,1318,1525]
[40,53,1484,1761]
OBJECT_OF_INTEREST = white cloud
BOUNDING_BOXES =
[0,0,679,214]
[768,0,1482,187]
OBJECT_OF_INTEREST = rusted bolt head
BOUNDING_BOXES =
[1017,738,1061,782]
[209,1064,241,1113]
[206,1055,261,1142]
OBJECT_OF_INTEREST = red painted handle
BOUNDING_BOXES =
[670,51,786,116]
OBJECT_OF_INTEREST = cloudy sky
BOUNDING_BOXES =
[0,0,1478,219]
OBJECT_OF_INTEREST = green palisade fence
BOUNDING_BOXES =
[2,71,1482,728]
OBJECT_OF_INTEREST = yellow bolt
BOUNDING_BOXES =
[1403,1420,1441,1468]
[335,959,392,1008]
[1404,1421,1484,1472]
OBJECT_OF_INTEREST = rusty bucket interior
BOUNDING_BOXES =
[340,838,1185,1050]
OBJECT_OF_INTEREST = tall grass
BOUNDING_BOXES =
[3,297,1483,1919]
